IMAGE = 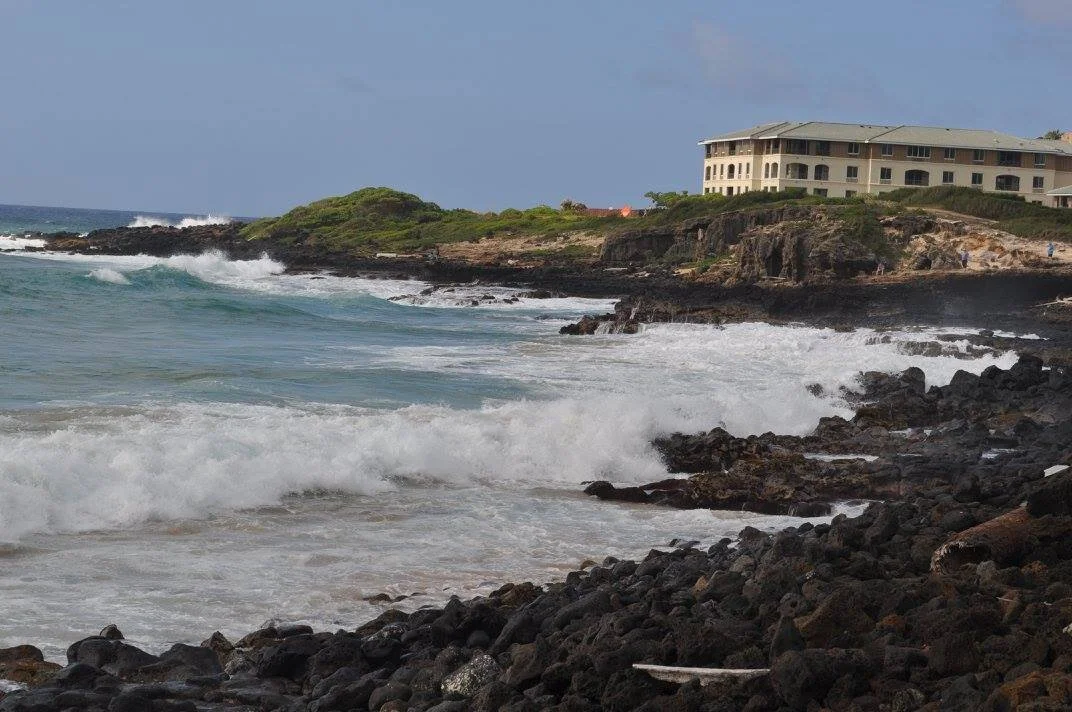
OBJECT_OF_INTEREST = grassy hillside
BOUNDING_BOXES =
[239,186,867,257]
[240,187,631,254]
[882,186,1072,242]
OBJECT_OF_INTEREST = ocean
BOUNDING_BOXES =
[0,205,1018,661]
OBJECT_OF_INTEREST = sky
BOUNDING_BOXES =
[1,0,1069,216]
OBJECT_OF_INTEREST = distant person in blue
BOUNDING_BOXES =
[960,249,970,268]
[1048,242,1057,258]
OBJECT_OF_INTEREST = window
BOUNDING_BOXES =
[846,166,859,182]
[728,142,737,155]
[738,163,743,177]
[746,163,750,177]
[705,145,712,158]
[705,166,711,181]
[764,163,770,178]
[880,167,892,183]
[845,190,857,198]
[813,188,828,196]
[972,149,985,163]
[815,141,831,156]
[905,169,930,186]
[1034,153,1046,168]
[770,162,779,178]
[728,164,735,179]
[727,186,734,196]
[998,151,1021,167]
[881,144,894,157]
[942,171,954,184]
[786,139,809,154]
[767,139,780,153]
[906,145,931,159]
[786,163,809,179]
[814,164,830,181]
[847,142,860,156]
[995,174,1021,191]
[943,148,956,160]
[719,164,724,178]
[704,187,709,194]
[1033,176,1045,190]
[971,172,983,186]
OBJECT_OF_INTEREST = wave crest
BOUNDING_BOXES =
[87,268,130,285]
[128,215,232,229]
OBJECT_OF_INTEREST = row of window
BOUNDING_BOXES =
[706,161,1046,192]
[703,185,754,196]
[708,141,1048,167]
[705,163,752,180]
[707,160,1041,191]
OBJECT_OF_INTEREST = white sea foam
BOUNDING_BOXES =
[12,247,616,312]
[128,214,232,229]
[0,234,48,250]
[0,322,1016,542]
[86,267,130,285]
[21,250,285,288]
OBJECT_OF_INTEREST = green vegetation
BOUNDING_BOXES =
[831,202,895,259]
[240,186,855,256]
[880,186,1072,242]
[240,187,630,254]
[1039,130,1064,140]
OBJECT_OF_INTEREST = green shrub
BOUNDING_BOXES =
[880,186,1072,243]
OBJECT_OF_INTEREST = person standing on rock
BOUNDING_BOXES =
[1048,242,1057,259]
[960,249,970,269]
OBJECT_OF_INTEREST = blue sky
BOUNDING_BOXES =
[1,0,1068,216]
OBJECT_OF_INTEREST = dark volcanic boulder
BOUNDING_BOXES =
[770,648,875,708]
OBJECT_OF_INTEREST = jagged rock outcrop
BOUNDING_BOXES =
[733,216,879,282]
[599,206,815,264]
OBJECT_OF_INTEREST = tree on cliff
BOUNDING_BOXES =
[643,191,690,209]
[1039,129,1064,140]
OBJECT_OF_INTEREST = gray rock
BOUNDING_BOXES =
[440,654,502,698]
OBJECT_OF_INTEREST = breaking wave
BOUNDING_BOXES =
[0,321,1018,542]
[127,215,232,229]
[86,267,131,285]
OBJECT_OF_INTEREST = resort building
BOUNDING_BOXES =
[699,122,1072,207]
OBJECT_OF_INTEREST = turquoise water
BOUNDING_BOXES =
[0,254,534,410]
[0,207,1018,660]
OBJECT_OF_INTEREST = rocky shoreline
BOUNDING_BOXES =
[4,222,1071,710]
[3,352,1072,711]
[26,222,1072,335]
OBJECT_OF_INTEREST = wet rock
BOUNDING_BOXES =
[440,654,502,698]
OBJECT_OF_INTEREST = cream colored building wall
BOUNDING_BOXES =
[704,150,1072,202]
[860,158,1055,201]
